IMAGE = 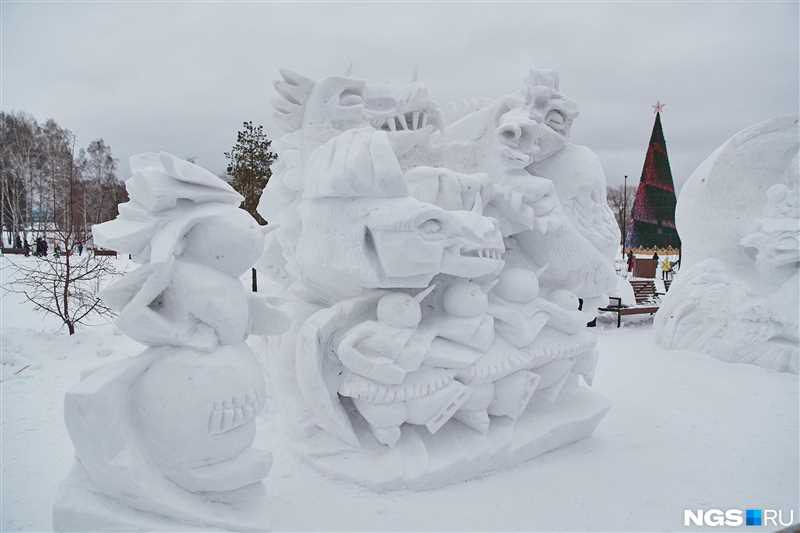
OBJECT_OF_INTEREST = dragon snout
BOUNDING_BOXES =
[498,123,523,145]
[496,119,542,159]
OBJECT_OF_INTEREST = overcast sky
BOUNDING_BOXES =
[3,1,798,189]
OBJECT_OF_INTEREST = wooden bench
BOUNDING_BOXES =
[93,248,117,257]
[1,247,26,255]
[599,279,663,328]
[633,258,657,279]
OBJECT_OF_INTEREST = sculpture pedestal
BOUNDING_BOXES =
[295,380,610,491]
[53,464,270,532]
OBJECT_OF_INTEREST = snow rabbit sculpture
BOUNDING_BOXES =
[54,153,289,530]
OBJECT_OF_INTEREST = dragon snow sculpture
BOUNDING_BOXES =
[258,67,614,490]
[655,116,799,374]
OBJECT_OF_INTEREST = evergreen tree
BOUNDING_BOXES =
[224,121,277,291]
[224,121,277,225]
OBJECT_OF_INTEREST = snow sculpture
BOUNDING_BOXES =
[259,69,446,286]
[258,67,612,490]
[53,153,289,530]
[439,69,620,312]
[655,116,799,374]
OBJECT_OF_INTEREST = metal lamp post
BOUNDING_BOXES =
[622,174,628,259]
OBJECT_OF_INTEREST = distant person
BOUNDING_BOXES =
[77,242,83,256]
[626,250,635,274]
[43,239,49,256]
[53,243,61,258]
[14,235,22,249]
[34,237,42,257]
[652,251,660,263]
[23,239,30,257]
[661,258,673,281]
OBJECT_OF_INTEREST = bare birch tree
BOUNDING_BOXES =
[2,136,120,334]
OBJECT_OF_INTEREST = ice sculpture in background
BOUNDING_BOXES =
[53,153,289,530]
[258,67,613,490]
[655,116,799,373]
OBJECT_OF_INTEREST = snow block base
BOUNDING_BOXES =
[296,381,610,491]
[52,464,270,532]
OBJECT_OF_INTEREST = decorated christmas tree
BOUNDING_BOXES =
[626,103,681,250]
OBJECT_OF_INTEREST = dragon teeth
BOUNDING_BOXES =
[371,111,435,132]
[477,249,501,259]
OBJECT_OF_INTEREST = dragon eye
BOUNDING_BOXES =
[419,219,442,234]
[546,110,566,126]
[339,89,363,106]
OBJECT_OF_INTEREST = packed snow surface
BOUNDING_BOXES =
[2,256,796,531]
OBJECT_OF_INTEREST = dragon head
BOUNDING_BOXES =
[494,69,579,169]
[296,194,505,299]
[294,128,504,298]
[272,69,444,159]
[364,196,505,283]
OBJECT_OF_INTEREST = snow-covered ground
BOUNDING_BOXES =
[1,255,797,531]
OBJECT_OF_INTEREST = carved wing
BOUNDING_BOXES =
[272,69,314,133]
[295,291,385,447]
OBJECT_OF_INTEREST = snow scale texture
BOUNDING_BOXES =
[655,116,799,373]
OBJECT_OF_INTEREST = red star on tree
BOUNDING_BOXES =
[652,100,666,114]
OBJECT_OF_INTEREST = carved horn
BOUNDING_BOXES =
[535,263,549,278]
[471,191,484,214]
[486,279,500,292]
[414,284,436,303]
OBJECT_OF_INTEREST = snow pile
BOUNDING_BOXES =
[655,116,799,373]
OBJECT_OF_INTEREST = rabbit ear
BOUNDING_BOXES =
[414,284,436,303]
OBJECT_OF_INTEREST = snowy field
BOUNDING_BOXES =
[1,255,797,532]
